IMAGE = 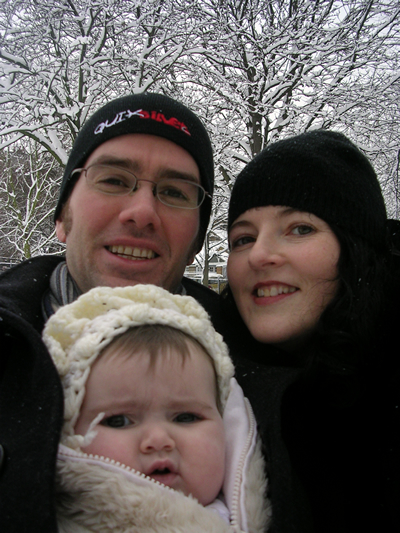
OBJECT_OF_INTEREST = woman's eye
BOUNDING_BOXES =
[230,235,255,249]
[291,225,314,236]
[101,414,132,428]
[174,412,201,424]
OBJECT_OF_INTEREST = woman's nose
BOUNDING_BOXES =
[139,423,175,454]
[118,182,161,230]
[248,236,284,269]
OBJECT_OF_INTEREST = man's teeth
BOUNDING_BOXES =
[256,285,297,297]
[109,245,155,260]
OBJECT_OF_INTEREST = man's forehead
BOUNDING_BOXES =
[83,133,201,182]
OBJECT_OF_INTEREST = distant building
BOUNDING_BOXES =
[185,253,227,293]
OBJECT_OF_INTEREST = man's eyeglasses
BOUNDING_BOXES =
[71,164,211,209]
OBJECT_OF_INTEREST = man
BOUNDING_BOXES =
[0,93,219,532]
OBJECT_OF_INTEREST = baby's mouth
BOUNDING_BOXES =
[146,464,178,486]
[151,467,172,476]
[145,458,177,483]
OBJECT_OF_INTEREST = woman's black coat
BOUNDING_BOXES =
[218,289,400,533]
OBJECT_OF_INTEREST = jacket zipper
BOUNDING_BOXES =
[229,398,256,532]
[58,445,178,494]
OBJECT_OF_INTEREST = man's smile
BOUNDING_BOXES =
[107,245,157,260]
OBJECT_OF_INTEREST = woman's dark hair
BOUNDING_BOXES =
[308,225,393,374]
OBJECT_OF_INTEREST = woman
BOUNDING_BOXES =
[222,130,400,532]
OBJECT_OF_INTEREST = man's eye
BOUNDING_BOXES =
[291,225,314,236]
[101,414,132,428]
[97,176,131,189]
[174,412,201,424]
[158,185,188,200]
[104,177,129,186]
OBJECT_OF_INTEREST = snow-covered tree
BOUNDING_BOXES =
[0,0,197,161]
[185,0,399,156]
[0,143,62,261]
[0,0,198,261]
[179,0,400,277]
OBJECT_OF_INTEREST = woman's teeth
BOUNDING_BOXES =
[256,285,297,297]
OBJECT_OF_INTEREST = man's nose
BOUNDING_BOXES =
[118,182,161,230]
[139,423,175,453]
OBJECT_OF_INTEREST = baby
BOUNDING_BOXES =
[43,285,270,532]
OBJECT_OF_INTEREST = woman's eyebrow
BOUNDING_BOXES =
[229,219,252,233]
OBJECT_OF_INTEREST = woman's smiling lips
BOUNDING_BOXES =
[253,282,298,300]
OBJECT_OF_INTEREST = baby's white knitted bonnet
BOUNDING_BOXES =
[43,284,234,448]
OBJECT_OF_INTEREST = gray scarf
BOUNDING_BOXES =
[42,261,81,320]
[42,261,185,320]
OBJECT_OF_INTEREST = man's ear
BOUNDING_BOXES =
[55,219,67,243]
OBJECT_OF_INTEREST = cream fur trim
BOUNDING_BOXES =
[244,436,272,532]
[56,457,237,533]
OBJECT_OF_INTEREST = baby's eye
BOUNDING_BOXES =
[291,224,314,236]
[174,412,201,424]
[101,414,132,428]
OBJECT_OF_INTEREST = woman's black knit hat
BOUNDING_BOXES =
[55,93,214,251]
[228,130,387,248]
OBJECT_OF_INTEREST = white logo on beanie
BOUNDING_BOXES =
[94,108,191,136]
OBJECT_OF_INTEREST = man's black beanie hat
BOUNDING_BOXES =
[55,93,214,252]
[228,130,387,249]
